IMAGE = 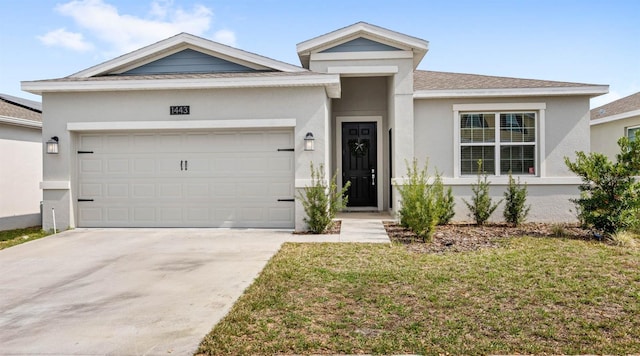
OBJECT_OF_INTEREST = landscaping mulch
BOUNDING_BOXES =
[384,221,593,254]
[293,220,341,235]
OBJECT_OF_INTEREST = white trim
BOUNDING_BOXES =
[453,103,547,111]
[22,74,342,98]
[40,181,70,190]
[392,176,581,186]
[415,86,609,99]
[297,22,428,63]
[627,125,640,140]
[67,119,296,131]
[336,116,384,211]
[590,109,640,126]
[0,115,42,129]
[72,33,305,78]
[311,51,413,62]
[327,65,398,76]
[454,105,544,178]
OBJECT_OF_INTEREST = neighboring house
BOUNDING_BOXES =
[22,22,608,231]
[0,93,42,230]
[590,92,640,159]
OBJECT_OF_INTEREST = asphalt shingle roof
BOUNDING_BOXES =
[591,91,640,120]
[414,70,599,91]
[0,94,42,122]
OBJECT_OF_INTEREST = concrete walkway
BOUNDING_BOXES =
[337,211,393,243]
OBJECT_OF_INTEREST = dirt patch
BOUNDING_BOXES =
[384,222,593,254]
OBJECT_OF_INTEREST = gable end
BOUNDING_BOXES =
[320,37,401,53]
[121,49,262,75]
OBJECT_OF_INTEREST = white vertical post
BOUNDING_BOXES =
[52,208,57,234]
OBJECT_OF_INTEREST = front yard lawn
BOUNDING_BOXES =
[0,226,49,250]
[197,237,640,355]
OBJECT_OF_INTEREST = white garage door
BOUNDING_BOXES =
[76,130,295,228]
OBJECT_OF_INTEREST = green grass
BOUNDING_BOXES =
[197,238,640,355]
[0,226,50,250]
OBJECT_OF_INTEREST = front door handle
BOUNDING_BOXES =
[371,168,376,186]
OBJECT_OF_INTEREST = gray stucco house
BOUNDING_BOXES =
[0,94,42,230]
[22,22,608,231]
[591,92,640,159]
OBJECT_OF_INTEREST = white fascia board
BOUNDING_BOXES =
[590,109,640,126]
[72,33,305,78]
[311,51,413,62]
[22,74,342,98]
[414,86,609,99]
[67,118,297,131]
[297,22,428,55]
[0,115,42,129]
[327,65,398,76]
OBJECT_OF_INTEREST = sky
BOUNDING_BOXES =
[1,0,639,109]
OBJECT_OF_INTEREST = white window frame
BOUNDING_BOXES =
[453,103,546,178]
[627,125,640,142]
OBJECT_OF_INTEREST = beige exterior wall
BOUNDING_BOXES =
[0,123,42,230]
[591,115,640,159]
[410,95,591,223]
[40,87,330,231]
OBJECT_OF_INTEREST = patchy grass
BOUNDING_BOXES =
[197,238,640,355]
[0,226,50,250]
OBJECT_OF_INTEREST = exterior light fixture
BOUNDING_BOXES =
[304,132,315,151]
[46,136,59,154]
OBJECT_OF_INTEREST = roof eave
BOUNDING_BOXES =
[0,115,42,129]
[413,86,609,99]
[21,74,342,98]
[72,33,306,78]
[590,109,640,126]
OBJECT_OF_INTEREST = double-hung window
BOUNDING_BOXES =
[627,125,640,142]
[460,112,536,175]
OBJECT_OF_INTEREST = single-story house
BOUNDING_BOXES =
[0,93,42,231]
[590,92,640,158]
[22,22,608,231]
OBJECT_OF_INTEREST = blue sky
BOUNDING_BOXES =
[1,0,638,108]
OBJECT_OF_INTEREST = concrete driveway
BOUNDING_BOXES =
[0,228,294,355]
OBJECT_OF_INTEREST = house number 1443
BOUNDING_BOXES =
[170,106,190,115]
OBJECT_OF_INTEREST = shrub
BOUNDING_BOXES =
[609,230,638,247]
[565,137,640,235]
[397,159,439,241]
[463,160,501,225]
[551,223,568,237]
[433,173,455,225]
[503,172,530,226]
[297,163,350,233]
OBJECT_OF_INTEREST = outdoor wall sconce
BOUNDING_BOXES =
[304,132,315,151]
[46,136,59,154]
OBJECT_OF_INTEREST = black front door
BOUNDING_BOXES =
[342,122,377,207]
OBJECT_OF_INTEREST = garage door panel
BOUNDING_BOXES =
[77,130,294,228]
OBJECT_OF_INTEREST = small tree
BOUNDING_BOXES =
[433,172,455,225]
[463,160,501,225]
[565,137,640,235]
[297,163,350,233]
[397,159,439,241]
[503,172,530,226]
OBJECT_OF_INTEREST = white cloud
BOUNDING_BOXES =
[213,29,237,47]
[40,0,233,56]
[38,28,94,52]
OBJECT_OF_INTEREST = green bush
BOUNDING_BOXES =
[463,160,501,225]
[297,163,350,234]
[397,159,439,241]
[433,173,455,225]
[565,137,640,235]
[503,172,530,226]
